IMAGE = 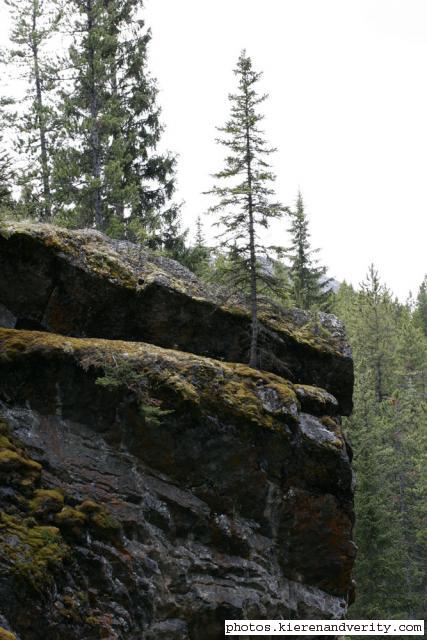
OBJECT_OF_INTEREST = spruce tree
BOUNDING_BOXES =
[176,216,211,277]
[0,143,14,212]
[286,191,331,310]
[53,0,182,246]
[358,265,396,402]
[414,275,427,336]
[2,0,62,221]
[0,101,15,213]
[334,274,427,625]
[206,50,285,368]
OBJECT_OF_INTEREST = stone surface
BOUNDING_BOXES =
[0,222,353,414]
[0,328,355,640]
[0,304,16,329]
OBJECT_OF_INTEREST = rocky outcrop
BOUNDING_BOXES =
[0,222,353,414]
[0,223,356,640]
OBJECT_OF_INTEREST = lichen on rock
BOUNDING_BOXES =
[0,221,353,413]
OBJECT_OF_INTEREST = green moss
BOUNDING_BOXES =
[0,327,303,433]
[88,508,121,540]
[77,498,101,514]
[75,498,121,540]
[0,414,124,607]
[295,384,338,414]
[0,627,16,640]
[0,448,42,475]
[29,489,64,516]
[0,434,15,449]
[258,310,342,356]
[0,221,348,359]
[85,250,137,289]
[0,512,69,590]
[55,506,86,525]
[320,416,343,438]
[54,506,87,536]
[296,384,331,401]
[0,435,41,482]
[0,419,9,435]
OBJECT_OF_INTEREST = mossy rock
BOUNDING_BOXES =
[0,419,9,435]
[54,500,120,541]
[54,506,87,537]
[295,384,339,416]
[29,489,64,517]
[0,429,42,489]
[87,507,121,541]
[0,221,353,412]
[77,498,101,515]
[0,449,41,474]
[0,627,16,640]
[0,328,303,433]
[0,512,69,590]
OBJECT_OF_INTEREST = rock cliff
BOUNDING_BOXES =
[0,222,355,640]
[0,222,353,413]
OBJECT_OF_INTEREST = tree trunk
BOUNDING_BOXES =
[87,0,103,230]
[373,305,384,402]
[395,430,414,617]
[31,0,51,220]
[244,79,258,368]
[105,0,124,222]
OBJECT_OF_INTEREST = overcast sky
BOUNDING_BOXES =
[1,0,426,300]
[143,0,426,300]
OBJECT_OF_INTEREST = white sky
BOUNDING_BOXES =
[143,0,427,301]
[1,0,426,300]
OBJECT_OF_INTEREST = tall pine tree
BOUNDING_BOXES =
[206,50,285,367]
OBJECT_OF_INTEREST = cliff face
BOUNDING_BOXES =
[0,222,353,413]
[0,222,355,640]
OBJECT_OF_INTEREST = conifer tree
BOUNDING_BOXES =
[0,101,15,212]
[334,273,427,625]
[414,275,427,336]
[206,50,285,368]
[358,265,396,402]
[190,215,210,275]
[53,0,182,246]
[178,216,211,277]
[286,191,331,310]
[2,0,62,220]
[0,143,14,212]
[195,215,205,248]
